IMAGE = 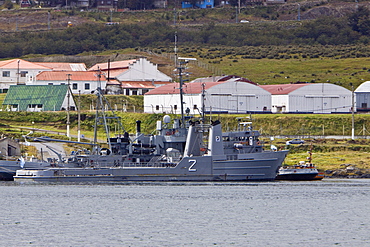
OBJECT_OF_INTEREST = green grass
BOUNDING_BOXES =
[201,56,370,89]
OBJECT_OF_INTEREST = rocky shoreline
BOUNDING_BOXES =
[324,164,370,178]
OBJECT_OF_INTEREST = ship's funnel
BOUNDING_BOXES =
[207,120,224,156]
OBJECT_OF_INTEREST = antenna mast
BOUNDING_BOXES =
[177,57,197,127]
[201,83,206,122]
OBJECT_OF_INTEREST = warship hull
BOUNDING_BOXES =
[0,160,51,181]
[14,151,288,183]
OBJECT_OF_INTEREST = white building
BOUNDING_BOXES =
[0,59,88,93]
[89,58,172,95]
[28,71,106,94]
[144,76,271,114]
[355,81,370,112]
[0,59,52,92]
[260,83,353,113]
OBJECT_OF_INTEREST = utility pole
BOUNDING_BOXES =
[350,83,355,140]
[78,90,81,142]
[17,60,20,84]
[66,74,72,139]
[174,32,178,70]
[48,11,51,30]
[173,8,177,26]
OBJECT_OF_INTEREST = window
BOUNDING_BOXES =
[20,71,28,77]
[28,104,43,109]
[3,71,10,77]
[132,91,137,95]
[48,83,53,85]
[193,104,197,109]
[174,105,177,110]
[156,105,159,110]
[85,83,90,90]
[72,83,78,90]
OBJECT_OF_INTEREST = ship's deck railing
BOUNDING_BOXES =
[122,162,177,168]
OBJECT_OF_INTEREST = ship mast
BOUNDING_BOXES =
[93,69,125,153]
[201,82,205,122]
[177,57,197,127]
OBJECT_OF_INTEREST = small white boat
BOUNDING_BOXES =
[276,149,323,181]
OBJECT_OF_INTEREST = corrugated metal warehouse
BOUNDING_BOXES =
[355,81,370,112]
[144,76,271,114]
[260,83,353,113]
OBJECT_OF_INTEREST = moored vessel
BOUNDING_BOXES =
[275,162,321,181]
[276,148,323,181]
[14,119,288,183]
[0,157,51,181]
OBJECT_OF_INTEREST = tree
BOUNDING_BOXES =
[348,6,370,36]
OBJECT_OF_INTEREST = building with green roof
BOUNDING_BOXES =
[2,85,76,112]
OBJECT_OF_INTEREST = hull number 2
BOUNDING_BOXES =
[189,159,197,172]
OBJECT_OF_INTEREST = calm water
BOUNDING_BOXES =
[1,179,369,246]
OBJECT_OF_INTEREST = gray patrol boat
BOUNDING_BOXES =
[14,116,288,182]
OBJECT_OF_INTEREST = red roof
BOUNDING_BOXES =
[106,68,129,78]
[0,59,51,70]
[260,84,310,95]
[34,62,87,71]
[106,79,120,85]
[121,81,172,89]
[36,71,106,81]
[145,81,224,95]
[88,60,137,71]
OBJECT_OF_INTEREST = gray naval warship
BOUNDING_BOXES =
[14,116,288,183]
